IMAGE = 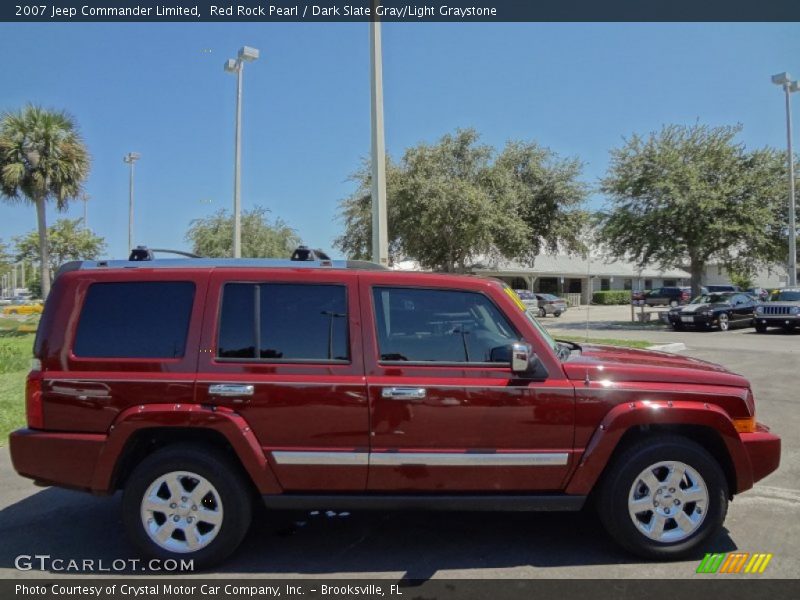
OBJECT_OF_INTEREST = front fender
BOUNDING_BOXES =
[564,400,753,495]
[90,403,282,494]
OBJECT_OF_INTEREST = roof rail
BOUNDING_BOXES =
[128,246,202,260]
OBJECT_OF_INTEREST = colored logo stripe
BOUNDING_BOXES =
[697,552,773,574]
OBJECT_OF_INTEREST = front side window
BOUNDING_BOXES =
[217,283,349,362]
[73,281,195,359]
[372,287,519,363]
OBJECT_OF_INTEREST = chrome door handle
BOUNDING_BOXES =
[381,387,426,400]
[209,384,254,397]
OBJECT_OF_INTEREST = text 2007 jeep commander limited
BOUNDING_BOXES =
[10,252,780,568]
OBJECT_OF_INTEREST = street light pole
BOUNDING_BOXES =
[123,152,140,253]
[225,46,259,258]
[370,15,389,267]
[772,72,800,287]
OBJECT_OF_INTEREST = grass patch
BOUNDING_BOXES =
[0,334,34,446]
[0,371,26,446]
[0,334,35,373]
[557,335,653,349]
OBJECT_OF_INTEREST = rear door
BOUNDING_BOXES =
[197,269,369,491]
[359,277,576,492]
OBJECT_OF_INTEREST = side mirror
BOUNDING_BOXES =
[510,342,548,379]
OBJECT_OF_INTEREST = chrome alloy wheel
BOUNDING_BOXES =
[718,313,730,331]
[627,461,708,542]
[140,471,223,553]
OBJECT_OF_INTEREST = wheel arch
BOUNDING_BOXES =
[91,403,282,495]
[565,401,752,497]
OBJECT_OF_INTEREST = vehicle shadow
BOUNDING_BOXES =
[0,486,738,579]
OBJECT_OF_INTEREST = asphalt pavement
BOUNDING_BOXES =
[0,307,797,579]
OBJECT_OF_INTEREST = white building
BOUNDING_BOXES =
[472,253,690,305]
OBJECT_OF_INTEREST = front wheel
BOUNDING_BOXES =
[717,313,730,331]
[598,435,728,559]
[755,323,768,333]
[122,443,253,569]
[538,307,547,318]
[669,300,679,307]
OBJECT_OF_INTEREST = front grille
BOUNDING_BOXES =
[763,305,793,315]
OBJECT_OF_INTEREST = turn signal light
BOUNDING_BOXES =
[733,417,757,433]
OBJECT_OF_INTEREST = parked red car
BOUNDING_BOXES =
[9,252,780,567]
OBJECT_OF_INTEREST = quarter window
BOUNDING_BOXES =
[73,281,195,359]
[217,283,349,361]
[372,287,519,363]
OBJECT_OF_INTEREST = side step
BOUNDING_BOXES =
[262,494,586,512]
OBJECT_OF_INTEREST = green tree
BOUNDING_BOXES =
[185,206,301,258]
[0,105,91,299]
[334,129,587,272]
[597,124,789,297]
[15,218,106,289]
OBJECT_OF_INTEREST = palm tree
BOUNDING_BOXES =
[0,105,90,299]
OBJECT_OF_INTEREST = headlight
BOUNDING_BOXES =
[791,306,800,315]
[756,306,764,314]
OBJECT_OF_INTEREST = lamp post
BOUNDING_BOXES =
[224,46,259,258]
[772,72,800,287]
[123,152,140,253]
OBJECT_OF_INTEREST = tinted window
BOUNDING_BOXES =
[74,282,195,358]
[217,284,256,358]
[372,287,519,363]
[217,283,349,361]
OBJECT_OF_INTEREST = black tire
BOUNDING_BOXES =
[598,435,728,560]
[669,300,679,308]
[538,307,547,318]
[755,323,768,333]
[671,322,683,331]
[717,313,730,332]
[553,311,562,317]
[122,443,253,569]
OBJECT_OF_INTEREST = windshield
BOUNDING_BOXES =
[539,293,561,301]
[502,286,559,353]
[691,293,732,305]
[774,291,800,302]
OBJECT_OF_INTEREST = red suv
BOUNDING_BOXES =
[9,254,780,567]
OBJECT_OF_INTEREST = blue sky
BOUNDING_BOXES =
[0,22,798,259]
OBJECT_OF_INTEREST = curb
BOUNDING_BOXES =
[647,342,687,353]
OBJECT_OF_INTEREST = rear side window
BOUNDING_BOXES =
[217,283,349,362]
[73,282,195,359]
[372,287,519,363]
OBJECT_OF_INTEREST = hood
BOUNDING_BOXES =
[561,344,749,388]
[675,302,729,313]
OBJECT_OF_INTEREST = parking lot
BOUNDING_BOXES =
[0,306,797,579]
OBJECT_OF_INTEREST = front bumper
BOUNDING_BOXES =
[740,424,781,487]
[756,315,799,326]
[669,312,713,326]
[9,428,107,492]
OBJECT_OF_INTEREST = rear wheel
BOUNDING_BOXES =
[122,443,253,569]
[553,311,562,317]
[598,435,728,559]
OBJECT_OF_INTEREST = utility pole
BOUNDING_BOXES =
[370,12,389,267]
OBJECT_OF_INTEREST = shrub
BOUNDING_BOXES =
[592,290,632,305]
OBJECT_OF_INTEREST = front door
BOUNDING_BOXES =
[197,270,369,491]
[360,281,576,492]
